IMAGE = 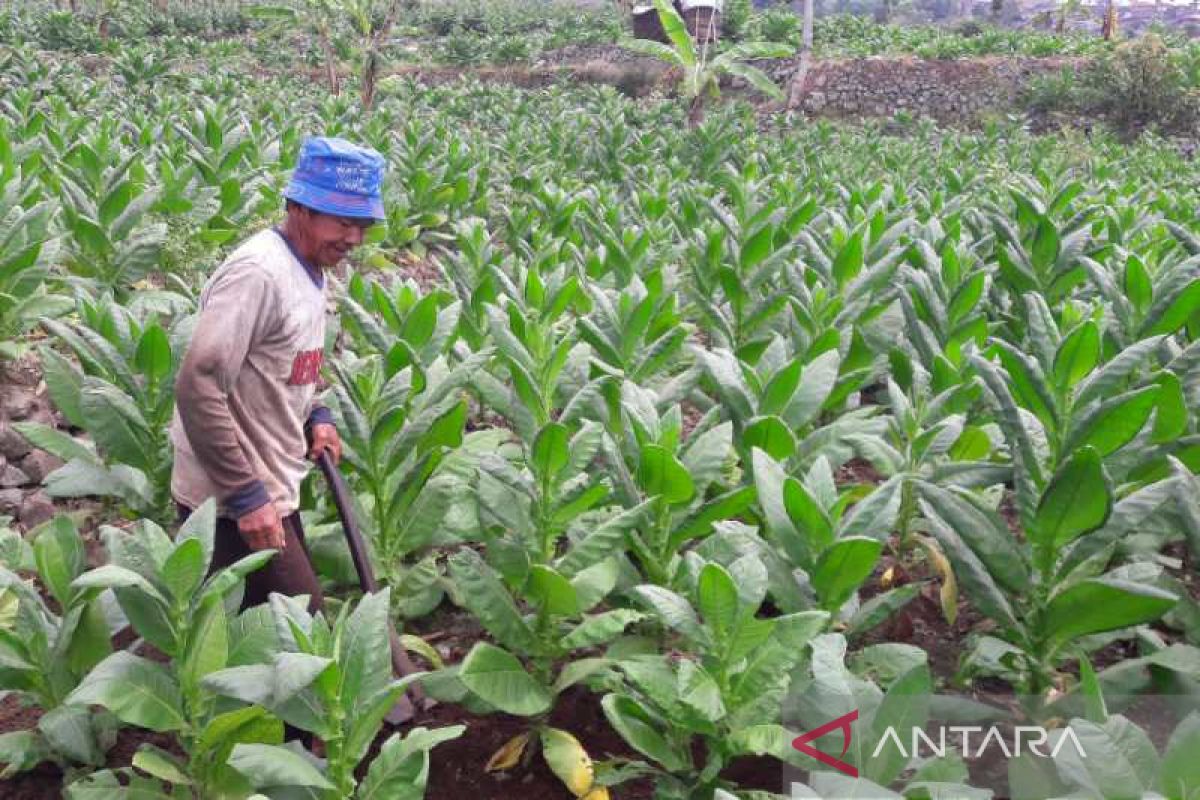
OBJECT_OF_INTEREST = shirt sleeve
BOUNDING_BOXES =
[175,259,280,516]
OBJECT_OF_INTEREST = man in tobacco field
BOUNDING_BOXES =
[171,136,385,612]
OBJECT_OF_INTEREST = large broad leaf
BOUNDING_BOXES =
[542,727,600,797]
[919,500,1018,630]
[531,422,570,483]
[358,727,465,800]
[1043,578,1178,647]
[459,642,551,717]
[67,652,185,733]
[1065,385,1160,458]
[341,589,394,718]
[1159,712,1200,799]
[601,693,689,772]
[1033,447,1111,548]
[38,705,105,766]
[227,743,333,790]
[637,444,695,505]
[527,565,579,617]
[697,563,740,640]
[33,516,86,608]
[80,378,153,472]
[447,549,538,653]
[811,537,883,613]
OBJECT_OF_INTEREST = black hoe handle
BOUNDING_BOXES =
[316,451,428,713]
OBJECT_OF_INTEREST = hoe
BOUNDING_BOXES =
[317,450,430,724]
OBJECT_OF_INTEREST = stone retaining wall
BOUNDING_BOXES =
[752,55,1085,119]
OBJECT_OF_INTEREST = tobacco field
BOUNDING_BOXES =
[0,2,1199,799]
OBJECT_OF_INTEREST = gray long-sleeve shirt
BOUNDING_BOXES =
[170,229,329,518]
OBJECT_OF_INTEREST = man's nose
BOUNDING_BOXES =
[346,226,365,246]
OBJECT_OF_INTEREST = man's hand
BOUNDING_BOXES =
[238,502,287,552]
[308,422,342,464]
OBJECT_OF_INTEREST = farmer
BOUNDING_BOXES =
[171,136,385,613]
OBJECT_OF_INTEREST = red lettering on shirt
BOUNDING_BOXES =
[288,349,324,386]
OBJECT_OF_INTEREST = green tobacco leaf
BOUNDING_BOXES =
[1043,578,1178,647]
[359,727,464,800]
[131,745,191,786]
[1066,385,1160,457]
[532,422,570,483]
[67,652,185,733]
[459,642,551,717]
[33,516,86,607]
[637,444,695,505]
[811,537,883,612]
[601,693,689,772]
[1053,321,1100,390]
[133,325,171,382]
[1159,712,1200,799]
[447,549,538,653]
[697,563,739,639]
[228,743,333,790]
[527,565,579,617]
[1033,447,1111,548]
[759,359,803,417]
[161,538,205,605]
[742,415,796,461]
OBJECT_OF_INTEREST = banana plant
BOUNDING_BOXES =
[0,175,68,359]
[0,517,119,779]
[204,589,464,800]
[63,501,280,799]
[21,294,191,523]
[601,556,828,799]
[619,0,793,127]
[434,419,653,799]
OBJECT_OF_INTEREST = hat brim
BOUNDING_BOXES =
[284,181,385,222]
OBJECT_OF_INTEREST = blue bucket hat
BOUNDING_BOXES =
[284,136,386,221]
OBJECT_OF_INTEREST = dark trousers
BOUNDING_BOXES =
[178,504,322,747]
[177,505,324,613]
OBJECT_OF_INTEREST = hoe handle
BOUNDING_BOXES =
[317,451,428,712]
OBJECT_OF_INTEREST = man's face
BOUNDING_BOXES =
[301,208,375,268]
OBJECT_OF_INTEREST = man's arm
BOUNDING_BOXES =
[176,261,285,548]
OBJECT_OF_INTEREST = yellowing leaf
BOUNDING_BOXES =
[484,732,529,773]
[542,727,597,797]
[918,535,958,626]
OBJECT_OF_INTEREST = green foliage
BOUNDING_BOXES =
[63,500,279,798]
[208,589,463,799]
[0,517,119,777]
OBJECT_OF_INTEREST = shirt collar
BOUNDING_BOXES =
[274,227,324,289]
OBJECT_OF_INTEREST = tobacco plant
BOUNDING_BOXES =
[205,588,463,799]
[0,517,118,778]
[63,501,280,798]
[20,294,191,523]
[601,556,827,799]
[434,419,653,799]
